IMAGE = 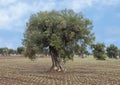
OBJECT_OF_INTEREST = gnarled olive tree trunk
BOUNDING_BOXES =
[49,46,65,72]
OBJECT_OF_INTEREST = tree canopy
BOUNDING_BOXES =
[91,43,106,60]
[17,47,24,54]
[106,44,119,58]
[23,9,95,72]
[0,47,16,56]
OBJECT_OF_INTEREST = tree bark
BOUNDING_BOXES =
[49,46,65,72]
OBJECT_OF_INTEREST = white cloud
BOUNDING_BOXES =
[32,0,55,12]
[0,2,31,31]
[97,0,120,6]
[0,0,120,48]
[0,0,57,31]
[0,0,17,6]
[0,0,120,31]
[60,0,120,10]
[72,0,93,9]
[59,0,93,11]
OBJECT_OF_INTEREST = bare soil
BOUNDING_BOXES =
[0,56,120,85]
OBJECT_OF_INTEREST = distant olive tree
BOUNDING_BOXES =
[17,47,24,55]
[23,9,95,72]
[91,43,106,60]
[8,49,16,55]
[0,47,9,56]
[106,44,119,59]
[0,48,17,56]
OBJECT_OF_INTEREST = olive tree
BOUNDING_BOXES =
[106,44,119,59]
[91,43,106,60]
[17,47,24,55]
[0,47,8,56]
[23,9,95,72]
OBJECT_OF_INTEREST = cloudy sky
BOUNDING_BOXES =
[0,0,120,49]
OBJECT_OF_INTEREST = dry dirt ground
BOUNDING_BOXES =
[0,56,120,85]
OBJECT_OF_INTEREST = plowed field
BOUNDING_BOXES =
[0,56,120,85]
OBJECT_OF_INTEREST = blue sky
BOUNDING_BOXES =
[0,0,120,49]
